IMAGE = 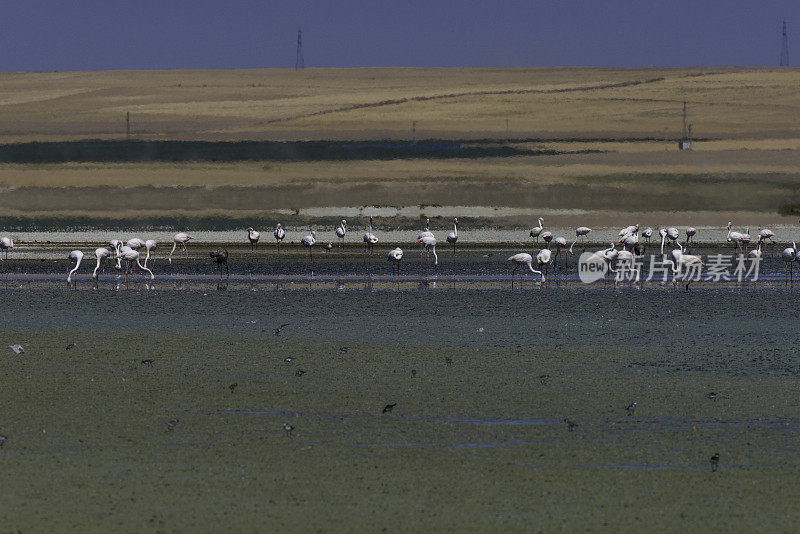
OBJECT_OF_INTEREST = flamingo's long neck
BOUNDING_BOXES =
[93,256,102,278]
[569,237,578,254]
[169,241,178,263]
[136,256,154,280]
[68,256,82,281]
[660,232,666,255]
[430,246,438,266]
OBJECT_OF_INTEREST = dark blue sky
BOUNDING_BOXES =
[1,1,797,70]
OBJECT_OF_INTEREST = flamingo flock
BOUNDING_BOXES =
[1,218,797,288]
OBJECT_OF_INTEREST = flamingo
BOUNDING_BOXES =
[782,242,796,284]
[418,235,438,266]
[388,247,403,276]
[726,222,749,253]
[0,236,14,261]
[446,217,459,255]
[110,240,124,270]
[67,250,84,286]
[541,231,553,248]
[553,237,568,269]
[670,243,703,291]
[618,231,638,252]
[274,223,286,253]
[758,227,775,256]
[301,230,316,263]
[659,227,679,255]
[418,218,434,241]
[169,233,193,264]
[127,238,145,250]
[618,225,638,238]
[93,247,112,282]
[529,218,544,243]
[363,217,378,255]
[685,227,697,244]
[642,227,653,245]
[747,238,763,260]
[507,253,544,285]
[335,220,347,246]
[144,239,157,268]
[116,246,154,282]
[570,227,591,254]
[247,227,260,248]
[536,248,552,277]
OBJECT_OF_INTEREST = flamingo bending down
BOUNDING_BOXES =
[144,240,157,268]
[570,227,591,254]
[169,233,193,264]
[0,236,14,261]
[529,218,544,243]
[660,227,679,255]
[726,222,750,253]
[127,238,145,250]
[670,243,703,291]
[116,246,154,282]
[446,217,458,254]
[363,217,378,255]
[335,220,347,246]
[618,225,638,238]
[553,237,568,269]
[418,235,438,266]
[109,240,123,270]
[507,253,545,285]
[747,239,763,260]
[247,227,260,248]
[93,247,112,282]
[388,247,403,276]
[67,250,84,286]
[642,227,653,245]
[274,223,286,253]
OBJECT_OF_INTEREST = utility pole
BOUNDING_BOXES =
[412,121,417,144]
[682,101,687,141]
[781,19,790,67]
[295,28,304,70]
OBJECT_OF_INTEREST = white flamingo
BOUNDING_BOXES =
[541,231,553,248]
[93,247,112,282]
[335,220,347,246]
[553,237,568,269]
[507,253,544,285]
[747,238,763,260]
[274,223,286,253]
[127,238,145,250]
[726,222,749,253]
[144,239,157,268]
[782,242,796,283]
[536,248,552,276]
[0,236,13,261]
[116,246,154,282]
[110,240,123,270]
[659,227,679,255]
[758,227,775,256]
[363,217,378,255]
[642,227,653,245]
[301,231,316,264]
[388,247,403,276]
[446,218,458,254]
[418,218,434,241]
[247,227,260,248]
[67,250,84,286]
[529,218,544,243]
[169,233,193,264]
[670,243,703,290]
[418,235,438,266]
[570,227,591,254]
[618,224,638,238]
[685,227,697,244]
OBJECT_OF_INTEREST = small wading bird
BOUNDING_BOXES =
[301,231,316,265]
[363,217,378,256]
[418,235,438,266]
[387,247,403,276]
[67,250,84,287]
[446,217,458,255]
[283,423,294,437]
[274,223,286,254]
[507,253,544,285]
[569,227,591,254]
[382,403,396,414]
[726,222,750,253]
[92,247,112,282]
[209,248,229,279]
[564,418,578,432]
[169,233,193,264]
[247,227,260,248]
[626,402,637,416]
[0,236,14,261]
[274,323,290,336]
[229,382,238,393]
[710,453,720,472]
[529,217,544,243]
[335,219,347,246]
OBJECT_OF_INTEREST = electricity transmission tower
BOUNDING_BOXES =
[781,19,789,67]
[295,28,304,70]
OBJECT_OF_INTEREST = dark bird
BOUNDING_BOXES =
[65,343,76,350]
[166,419,179,431]
[274,323,291,336]
[444,357,453,365]
[0,435,7,447]
[141,359,154,366]
[539,374,551,385]
[339,347,348,353]
[284,357,294,363]
[710,453,720,472]
[626,402,637,416]
[564,418,578,432]
[411,369,417,378]
[209,248,229,279]
[706,392,718,401]
[229,382,238,393]
[283,423,294,437]
[382,403,397,414]
[295,369,306,377]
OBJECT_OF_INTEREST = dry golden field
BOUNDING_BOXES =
[1,67,800,228]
